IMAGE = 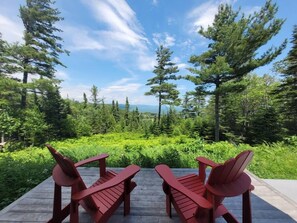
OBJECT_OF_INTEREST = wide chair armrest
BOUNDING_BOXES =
[155,164,212,209]
[196,157,218,182]
[74,154,109,167]
[72,164,140,201]
[206,172,252,197]
[196,157,218,167]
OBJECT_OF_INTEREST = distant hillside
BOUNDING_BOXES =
[118,104,182,113]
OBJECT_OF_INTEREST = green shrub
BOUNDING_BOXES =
[1,132,297,210]
[156,147,181,168]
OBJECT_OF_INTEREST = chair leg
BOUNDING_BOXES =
[222,212,239,223]
[70,201,79,223]
[53,183,62,222]
[124,193,131,216]
[242,190,252,223]
[124,180,131,216]
[48,183,67,223]
[209,208,214,223]
[166,194,172,218]
[48,183,63,223]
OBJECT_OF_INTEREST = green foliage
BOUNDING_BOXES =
[1,133,297,210]
[220,74,283,144]
[145,45,180,123]
[16,0,69,108]
[0,148,54,209]
[248,106,283,144]
[20,107,49,146]
[187,0,286,141]
[19,0,69,78]
[0,76,21,108]
[273,25,297,134]
[39,85,75,139]
[156,147,181,167]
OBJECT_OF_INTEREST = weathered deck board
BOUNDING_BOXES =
[0,168,297,223]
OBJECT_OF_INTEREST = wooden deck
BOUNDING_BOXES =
[0,167,297,223]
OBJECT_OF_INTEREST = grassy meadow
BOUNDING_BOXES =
[0,133,297,209]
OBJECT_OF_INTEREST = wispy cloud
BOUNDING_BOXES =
[187,1,218,32]
[55,70,70,81]
[136,53,156,71]
[59,83,91,101]
[62,0,154,71]
[64,26,105,51]
[152,33,175,47]
[0,14,23,43]
[152,0,158,6]
[60,77,157,105]
[83,0,147,47]
[187,0,238,32]
[242,6,261,16]
[172,57,187,70]
[100,78,157,105]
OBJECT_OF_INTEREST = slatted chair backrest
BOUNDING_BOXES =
[207,150,254,185]
[47,145,98,209]
[47,145,80,178]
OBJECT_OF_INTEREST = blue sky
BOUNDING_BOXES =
[0,0,296,105]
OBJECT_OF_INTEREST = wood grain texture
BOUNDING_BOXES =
[0,168,297,223]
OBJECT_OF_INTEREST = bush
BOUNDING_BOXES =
[156,147,181,168]
[1,133,297,210]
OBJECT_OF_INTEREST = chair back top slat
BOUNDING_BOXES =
[47,145,98,209]
[47,145,80,179]
[207,150,253,185]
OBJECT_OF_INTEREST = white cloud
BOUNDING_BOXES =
[0,14,23,43]
[59,77,158,105]
[9,72,24,82]
[55,70,70,81]
[243,6,261,16]
[177,63,187,69]
[152,33,175,47]
[100,79,157,105]
[60,83,91,101]
[64,0,153,71]
[187,0,238,32]
[137,53,156,71]
[172,57,187,70]
[187,1,218,31]
[81,0,148,48]
[103,83,141,93]
[64,27,105,51]
[152,0,158,6]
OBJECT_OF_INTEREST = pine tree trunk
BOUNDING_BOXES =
[158,92,162,125]
[1,133,4,143]
[215,90,220,141]
[21,70,28,109]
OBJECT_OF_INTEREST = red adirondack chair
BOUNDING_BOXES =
[155,150,254,223]
[46,144,140,223]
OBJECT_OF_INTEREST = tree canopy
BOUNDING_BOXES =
[187,0,286,141]
[145,45,180,124]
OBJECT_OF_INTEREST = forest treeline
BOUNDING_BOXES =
[0,0,296,151]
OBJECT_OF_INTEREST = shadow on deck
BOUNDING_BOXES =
[0,168,297,223]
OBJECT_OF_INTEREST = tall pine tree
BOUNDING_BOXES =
[274,25,297,134]
[19,0,69,108]
[187,0,286,141]
[145,45,180,124]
